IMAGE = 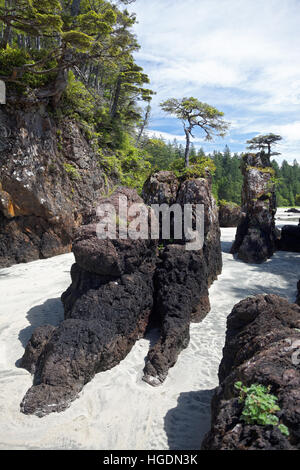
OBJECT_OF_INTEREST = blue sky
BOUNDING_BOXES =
[128,0,300,163]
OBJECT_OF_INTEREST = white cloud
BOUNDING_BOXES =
[129,0,300,162]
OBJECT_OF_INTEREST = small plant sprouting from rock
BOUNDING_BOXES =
[234,382,290,437]
[63,163,81,181]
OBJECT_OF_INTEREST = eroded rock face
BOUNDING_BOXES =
[20,174,222,415]
[202,294,300,450]
[218,203,242,228]
[231,153,277,263]
[0,104,108,268]
[277,225,300,253]
[20,189,157,416]
[142,171,222,385]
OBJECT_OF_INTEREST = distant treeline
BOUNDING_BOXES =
[141,137,300,206]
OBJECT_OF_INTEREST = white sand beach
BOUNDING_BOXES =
[0,208,299,450]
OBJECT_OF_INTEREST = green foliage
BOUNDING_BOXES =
[60,71,95,122]
[160,97,229,167]
[170,155,216,180]
[97,133,151,193]
[246,134,282,157]
[246,165,276,176]
[0,46,54,88]
[218,199,239,208]
[272,159,300,206]
[211,146,243,204]
[63,163,81,180]
[235,382,289,437]
[160,97,228,138]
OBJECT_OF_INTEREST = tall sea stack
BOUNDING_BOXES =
[231,152,277,263]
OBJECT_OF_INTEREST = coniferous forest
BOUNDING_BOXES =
[140,137,300,206]
[1,0,298,205]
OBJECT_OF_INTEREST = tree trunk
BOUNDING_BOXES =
[1,20,11,49]
[136,104,151,146]
[184,128,191,168]
[71,0,81,16]
[111,75,122,120]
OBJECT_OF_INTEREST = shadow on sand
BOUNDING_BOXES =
[221,240,233,253]
[164,389,215,450]
[17,297,64,363]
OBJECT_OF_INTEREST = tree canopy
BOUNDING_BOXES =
[160,97,229,167]
[246,133,283,158]
[0,0,153,108]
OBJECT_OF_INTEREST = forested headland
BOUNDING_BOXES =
[140,138,300,207]
[0,0,299,205]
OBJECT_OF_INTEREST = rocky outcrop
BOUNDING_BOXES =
[297,281,300,306]
[0,102,109,268]
[202,294,300,450]
[142,171,222,386]
[285,208,300,214]
[277,225,300,253]
[231,152,277,263]
[20,172,222,415]
[218,202,242,228]
[20,189,157,416]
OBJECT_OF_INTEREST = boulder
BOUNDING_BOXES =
[277,225,300,253]
[231,153,277,263]
[285,208,300,214]
[202,294,300,450]
[218,202,242,228]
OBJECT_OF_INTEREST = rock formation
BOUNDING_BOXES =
[20,172,222,415]
[231,152,277,263]
[202,294,300,450]
[297,281,300,306]
[285,208,300,214]
[142,171,222,385]
[277,225,300,253]
[0,102,109,268]
[20,188,157,416]
[218,201,242,228]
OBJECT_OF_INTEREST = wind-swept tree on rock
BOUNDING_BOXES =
[246,133,283,159]
[160,97,229,168]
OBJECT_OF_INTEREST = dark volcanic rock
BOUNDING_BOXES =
[20,174,222,415]
[218,202,242,228]
[285,208,300,214]
[231,153,277,263]
[202,294,300,450]
[141,171,179,205]
[277,225,300,253]
[142,172,222,385]
[143,245,209,386]
[20,189,157,416]
[0,104,109,268]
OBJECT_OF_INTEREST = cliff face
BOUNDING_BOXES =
[230,152,277,263]
[0,102,108,268]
